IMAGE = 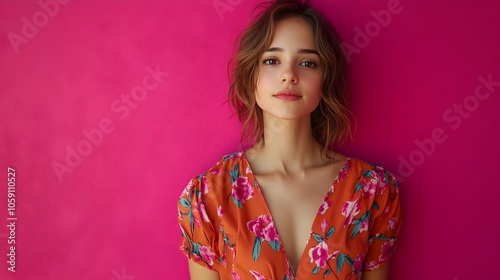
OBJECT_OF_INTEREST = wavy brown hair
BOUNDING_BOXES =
[228,0,351,160]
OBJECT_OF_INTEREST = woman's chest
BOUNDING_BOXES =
[216,178,372,279]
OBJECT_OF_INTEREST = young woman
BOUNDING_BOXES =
[177,0,402,279]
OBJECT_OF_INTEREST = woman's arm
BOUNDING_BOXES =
[362,262,389,280]
[188,260,220,280]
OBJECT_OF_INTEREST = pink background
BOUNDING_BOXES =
[1,0,499,279]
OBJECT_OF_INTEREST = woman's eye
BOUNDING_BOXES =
[300,61,317,68]
[263,58,278,65]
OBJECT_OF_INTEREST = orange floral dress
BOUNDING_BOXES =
[177,152,401,279]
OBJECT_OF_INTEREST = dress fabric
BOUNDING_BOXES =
[177,151,402,280]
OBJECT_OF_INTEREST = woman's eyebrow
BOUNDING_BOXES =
[298,48,319,55]
[266,47,284,53]
[265,47,319,55]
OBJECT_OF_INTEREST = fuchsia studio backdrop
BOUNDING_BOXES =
[0,0,499,279]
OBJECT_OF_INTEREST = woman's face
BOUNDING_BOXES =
[255,17,323,121]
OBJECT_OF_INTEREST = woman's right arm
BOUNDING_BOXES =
[188,260,220,280]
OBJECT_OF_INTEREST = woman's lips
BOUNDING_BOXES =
[273,90,302,101]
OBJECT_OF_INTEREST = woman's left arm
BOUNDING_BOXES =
[362,262,389,280]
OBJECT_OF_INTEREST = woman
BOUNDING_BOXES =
[177,0,401,279]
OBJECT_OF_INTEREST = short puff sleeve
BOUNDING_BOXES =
[177,175,223,271]
[363,169,402,271]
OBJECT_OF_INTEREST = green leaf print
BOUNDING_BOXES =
[268,240,280,252]
[323,269,331,278]
[345,254,354,266]
[232,196,242,208]
[312,266,321,274]
[351,222,361,238]
[360,211,370,221]
[355,182,363,193]
[337,253,346,273]
[252,236,263,261]
[336,252,354,274]
[361,170,374,178]
[312,233,323,243]
[229,163,239,183]
[383,170,391,183]
[192,242,200,255]
[326,226,335,238]
[179,197,191,208]
[188,209,194,233]
[376,234,392,241]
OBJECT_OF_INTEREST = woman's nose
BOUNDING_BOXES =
[280,65,298,84]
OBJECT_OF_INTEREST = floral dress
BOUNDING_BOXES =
[177,151,402,280]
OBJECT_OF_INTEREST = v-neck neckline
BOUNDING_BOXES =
[240,151,351,277]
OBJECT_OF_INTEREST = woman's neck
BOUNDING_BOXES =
[246,113,327,174]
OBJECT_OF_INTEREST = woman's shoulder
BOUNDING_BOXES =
[185,151,248,188]
[181,152,248,201]
[344,156,398,184]
[202,151,247,177]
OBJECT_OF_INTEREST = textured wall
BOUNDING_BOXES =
[0,0,499,279]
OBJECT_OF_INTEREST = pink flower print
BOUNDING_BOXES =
[376,179,388,195]
[250,270,269,280]
[247,215,280,260]
[380,239,396,262]
[195,200,210,223]
[232,270,242,280]
[308,241,330,268]
[211,168,221,175]
[190,250,202,263]
[362,178,377,198]
[353,254,365,271]
[320,219,328,233]
[328,184,335,194]
[318,200,332,215]
[341,199,361,226]
[199,245,217,267]
[387,217,397,231]
[201,177,210,195]
[359,219,369,233]
[232,176,254,206]
[217,206,224,218]
[177,208,182,220]
[247,215,268,239]
[364,260,380,271]
[263,223,279,242]
[245,164,251,175]
[335,160,350,183]
[285,259,294,279]
[180,181,193,198]
[230,247,237,263]
[247,215,279,242]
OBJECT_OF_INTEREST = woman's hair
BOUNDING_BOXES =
[228,0,351,160]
